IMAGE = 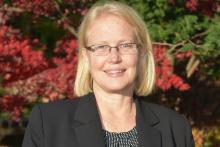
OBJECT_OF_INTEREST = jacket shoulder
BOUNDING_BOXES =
[141,100,187,124]
[140,100,194,146]
[138,99,191,134]
[38,98,80,112]
[32,95,90,122]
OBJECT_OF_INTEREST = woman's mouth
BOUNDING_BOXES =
[104,69,126,77]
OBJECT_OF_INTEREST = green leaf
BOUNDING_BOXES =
[181,43,194,51]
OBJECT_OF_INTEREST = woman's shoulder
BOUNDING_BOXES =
[139,99,194,146]
[38,98,80,110]
[147,101,183,118]
[138,99,190,127]
[31,95,89,118]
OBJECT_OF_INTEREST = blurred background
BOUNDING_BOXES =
[0,0,220,146]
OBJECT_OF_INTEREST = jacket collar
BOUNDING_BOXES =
[72,93,105,147]
[72,93,161,147]
[135,96,162,146]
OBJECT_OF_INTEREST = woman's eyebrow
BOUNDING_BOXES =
[87,41,109,46]
[87,39,135,46]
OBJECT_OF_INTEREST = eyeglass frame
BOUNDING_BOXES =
[85,42,140,56]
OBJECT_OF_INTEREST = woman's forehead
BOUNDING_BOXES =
[86,14,135,44]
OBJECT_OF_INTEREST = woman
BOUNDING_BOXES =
[22,1,195,147]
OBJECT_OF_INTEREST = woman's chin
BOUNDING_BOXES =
[100,83,134,94]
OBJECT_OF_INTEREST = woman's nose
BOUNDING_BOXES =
[108,47,122,63]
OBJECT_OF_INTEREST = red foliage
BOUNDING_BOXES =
[200,0,218,17]
[10,0,90,18]
[176,50,193,59]
[186,0,198,11]
[36,38,78,100]
[0,5,9,25]
[3,38,78,101]
[154,45,190,91]
[185,0,218,17]
[0,0,81,121]
[0,95,26,122]
[0,25,50,121]
[12,0,57,17]
[0,27,78,120]
[0,25,49,85]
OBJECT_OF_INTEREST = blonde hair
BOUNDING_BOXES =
[74,1,155,96]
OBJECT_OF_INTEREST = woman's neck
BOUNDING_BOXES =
[93,88,136,132]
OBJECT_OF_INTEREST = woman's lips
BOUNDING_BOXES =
[104,69,126,77]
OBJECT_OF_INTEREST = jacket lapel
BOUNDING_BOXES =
[71,93,105,147]
[135,97,162,147]
[71,93,162,147]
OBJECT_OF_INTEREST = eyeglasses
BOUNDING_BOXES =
[85,43,139,56]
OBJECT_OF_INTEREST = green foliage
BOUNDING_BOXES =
[120,0,220,79]
[181,43,195,51]
[203,17,220,57]
[204,127,220,147]
[125,0,168,23]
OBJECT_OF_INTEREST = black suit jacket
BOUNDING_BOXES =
[22,93,195,147]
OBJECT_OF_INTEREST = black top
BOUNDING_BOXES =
[103,127,138,147]
[22,93,195,147]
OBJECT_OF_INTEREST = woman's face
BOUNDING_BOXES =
[85,14,140,94]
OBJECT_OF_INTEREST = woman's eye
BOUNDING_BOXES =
[121,43,132,48]
[95,45,108,50]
